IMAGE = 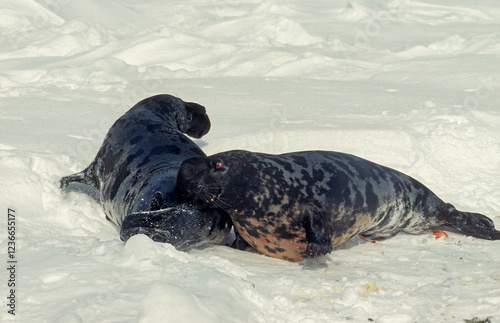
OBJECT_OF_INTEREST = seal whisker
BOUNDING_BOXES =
[212,197,231,209]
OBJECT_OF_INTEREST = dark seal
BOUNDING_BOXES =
[60,94,235,249]
[175,150,500,261]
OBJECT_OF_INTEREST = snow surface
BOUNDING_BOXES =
[1,0,500,322]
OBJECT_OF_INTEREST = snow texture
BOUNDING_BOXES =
[1,0,499,322]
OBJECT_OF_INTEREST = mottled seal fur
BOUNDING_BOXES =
[60,94,235,249]
[175,150,500,261]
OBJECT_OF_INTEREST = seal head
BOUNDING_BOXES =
[182,101,211,138]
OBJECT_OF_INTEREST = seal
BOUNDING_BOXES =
[175,150,500,261]
[60,94,235,250]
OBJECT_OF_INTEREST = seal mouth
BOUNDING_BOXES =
[192,188,223,209]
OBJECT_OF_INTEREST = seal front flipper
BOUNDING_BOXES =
[442,204,500,240]
[120,205,233,250]
[230,233,254,251]
[149,192,164,211]
[303,212,333,258]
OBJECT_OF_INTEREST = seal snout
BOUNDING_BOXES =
[190,185,223,209]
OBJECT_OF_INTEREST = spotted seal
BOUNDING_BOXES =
[175,150,500,260]
[60,94,236,249]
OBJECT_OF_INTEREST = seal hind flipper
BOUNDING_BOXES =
[60,165,100,200]
[60,171,87,188]
[443,204,500,240]
[60,164,99,190]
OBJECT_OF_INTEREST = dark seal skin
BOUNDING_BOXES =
[175,150,500,261]
[60,94,236,250]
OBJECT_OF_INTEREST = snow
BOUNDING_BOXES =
[1,0,499,322]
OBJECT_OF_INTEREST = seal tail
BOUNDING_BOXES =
[442,204,500,240]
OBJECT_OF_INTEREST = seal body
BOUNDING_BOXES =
[175,150,500,261]
[60,94,235,249]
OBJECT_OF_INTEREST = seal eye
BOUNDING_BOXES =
[213,161,225,171]
[186,113,193,123]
